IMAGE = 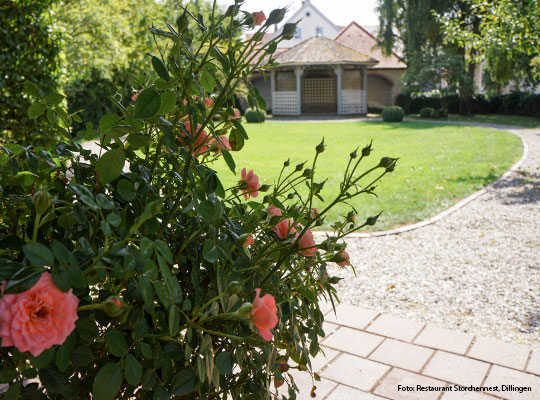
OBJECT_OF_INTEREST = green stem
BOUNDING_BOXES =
[77,304,104,312]
[32,212,42,242]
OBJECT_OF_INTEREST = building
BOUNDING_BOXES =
[249,0,406,116]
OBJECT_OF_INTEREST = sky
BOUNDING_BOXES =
[216,0,380,28]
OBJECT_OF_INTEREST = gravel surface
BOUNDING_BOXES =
[328,125,540,350]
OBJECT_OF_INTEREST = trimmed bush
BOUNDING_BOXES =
[245,107,266,123]
[382,106,405,122]
[419,107,436,118]
[435,108,449,118]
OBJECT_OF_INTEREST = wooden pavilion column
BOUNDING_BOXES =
[270,69,276,113]
[294,67,304,115]
[334,65,343,115]
[362,66,368,114]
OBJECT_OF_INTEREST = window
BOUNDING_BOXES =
[294,28,302,39]
[316,26,323,36]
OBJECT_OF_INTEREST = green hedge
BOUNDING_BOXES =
[382,106,405,122]
[245,107,266,123]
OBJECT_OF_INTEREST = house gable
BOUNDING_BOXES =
[269,0,340,48]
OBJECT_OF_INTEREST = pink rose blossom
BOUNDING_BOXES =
[252,11,266,26]
[297,228,317,257]
[209,135,231,154]
[203,97,214,108]
[336,250,350,266]
[251,288,278,341]
[240,168,260,200]
[273,219,296,240]
[132,90,142,101]
[311,208,319,218]
[230,108,240,119]
[183,121,209,155]
[0,272,79,357]
[243,235,254,247]
[267,205,282,217]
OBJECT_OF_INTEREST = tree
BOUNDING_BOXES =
[0,0,61,145]
[437,0,540,89]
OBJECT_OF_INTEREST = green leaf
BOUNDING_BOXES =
[23,81,41,97]
[106,330,128,357]
[124,354,143,386]
[5,381,21,400]
[159,91,176,115]
[168,305,180,336]
[0,369,17,384]
[116,179,136,201]
[44,93,64,106]
[231,119,248,139]
[98,113,122,133]
[126,133,151,149]
[96,149,125,184]
[92,363,123,400]
[51,240,77,267]
[171,369,197,396]
[70,345,93,366]
[76,319,99,343]
[31,348,55,369]
[200,71,215,93]
[203,240,219,263]
[134,88,161,119]
[39,366,64,394]
[154,240,173,263]
[221,149,236,174]
[28,102,46,119]
[23,243,53,267]
[215,351,233,375]
[152,56,170,81]
[52,267,71,292]
[229,129,244,151]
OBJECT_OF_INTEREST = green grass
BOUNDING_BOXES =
[410,114,540,128]
[212,121,522,230]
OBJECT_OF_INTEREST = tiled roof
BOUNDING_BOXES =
[334,22,406,69]
[274,36,378,66]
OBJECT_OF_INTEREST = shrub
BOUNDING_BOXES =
[0,4,397,400]
[382,106,405,122]
[245,107,266,123]
[419,107,436,118]
[435,108,449,119]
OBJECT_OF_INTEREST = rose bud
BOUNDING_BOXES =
[278,362,290,372]
[362,140,373,157]
[33,189,52,214]
[274,377,285,388]
[103,296,126,317]
[315,139,325,153]
[378,156,395,169]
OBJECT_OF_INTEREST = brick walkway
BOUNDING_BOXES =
[287,303,540,399]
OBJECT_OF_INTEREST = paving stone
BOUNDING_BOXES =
[324,304,379,330]
[322,326,384,357]
[422,351,490,387]
[468,337,530,370]
[366,314,424,342]
[282,370,337,399]
[373,368,447,400]
[483,365,540,400]
[320,300,334,315]
[441,390,497,399]
[311,346,340,373]
[526,351,540,376]
[369,339,434,372]
[320,353,390,391]
[325,384,386,400]
[322,321,339,337]
[414,325,474,354]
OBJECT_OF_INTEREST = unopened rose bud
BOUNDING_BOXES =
[284,159,290,167]
[263,195,272,204]
[274,377,285,388]
[33,190,52,214]
[282,23,297,40]
[287,193,294,200]
[259,184,271,192]
[362,141,372,157]
[176,13,189,33]
[278,362,290,372]
[303,168,313,178]
[350,150,357,159]
[366,212,382,226]
[346,211,356,223]
[378,157,395,169]
[236,302,252,319]
[103,296,125,317]
[316,139,325,153]
[226,281,243,294]
[295,162,304,172]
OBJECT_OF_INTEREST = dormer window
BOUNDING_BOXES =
[306,11,311,17]
[294,28,302,39]
[316,26,323,36]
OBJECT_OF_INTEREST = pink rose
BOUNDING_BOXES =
[203,97,214,108]
[336,250,350,266]
[311,208,319,218]
[251,288,278,341]
[273,219,296,240]
[252,11,266,26]
[240,168,260,200]
[298,228,317,257]
[0,272,79,357]
[209,135,231,154]
[230,108,240,119]
[183,121,209,155]
[243,235,254,247]
[267,205,282,217]
[132,90,142,101]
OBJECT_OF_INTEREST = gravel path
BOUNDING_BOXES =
[328,125,540,350]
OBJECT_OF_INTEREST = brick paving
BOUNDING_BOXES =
[288,304,540,399]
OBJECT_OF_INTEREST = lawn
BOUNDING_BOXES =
[409,114,540,128]
[211,121,522,231]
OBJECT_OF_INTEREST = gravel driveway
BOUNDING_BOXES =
[328,125,540,350]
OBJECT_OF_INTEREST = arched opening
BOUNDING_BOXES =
[367,74,394,108]
[301,69,337,113]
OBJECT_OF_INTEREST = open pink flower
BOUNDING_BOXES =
[240,168,260,200]
[251,288,278,341]
[336,250,350,266]
[273,219,296,240]
[0,272,79,357]
[183,121,209,155]
[252,11,266,26]
[230,108,240,119]
[267,205,282,217]
[203,97,214,108]
[132,90,142,101]
[243,235,254,247]
[298,228,317,257]
[209,135,231,154]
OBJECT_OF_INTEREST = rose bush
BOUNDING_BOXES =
[0,2,397,399]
